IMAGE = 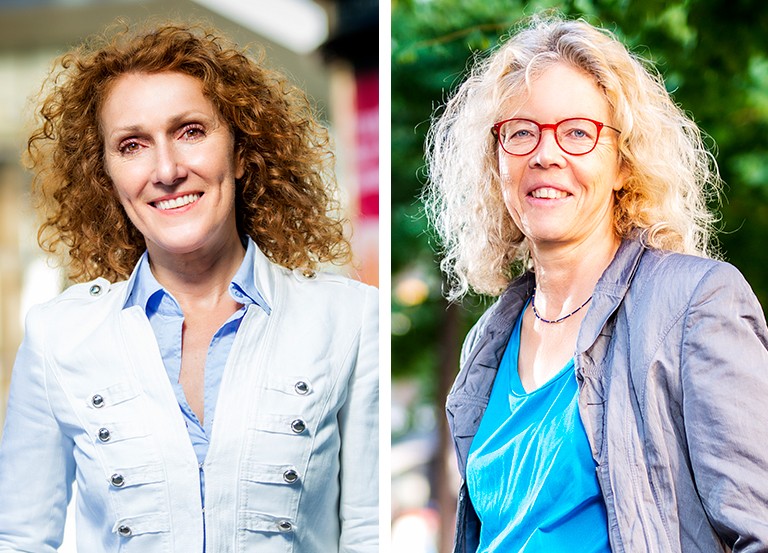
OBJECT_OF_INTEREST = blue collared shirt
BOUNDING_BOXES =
[123,237,270,467]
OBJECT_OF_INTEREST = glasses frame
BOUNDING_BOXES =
[491,117,621,156]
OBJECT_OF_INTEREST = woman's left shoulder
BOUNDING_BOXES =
[279,265,378,311]
[637,249,759,310]
[643,249,745,284]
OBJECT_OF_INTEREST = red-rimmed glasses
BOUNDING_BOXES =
[491,117,621,156]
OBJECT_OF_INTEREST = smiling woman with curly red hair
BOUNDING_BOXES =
[0,21,378,553]
[29,22,350,283]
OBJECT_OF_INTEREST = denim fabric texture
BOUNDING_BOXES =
[0,244,379,553]
[124,238,271,468]
[447,236,768,553]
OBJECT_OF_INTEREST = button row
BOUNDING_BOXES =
[117,519,295,537]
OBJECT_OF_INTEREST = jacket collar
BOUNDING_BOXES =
[471,272,534,370]
[119,236,282,312]
[576,236,647,354]
[470,235,647,370]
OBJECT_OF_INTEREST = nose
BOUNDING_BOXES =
[529,128,565,169]
[151,140,187,186]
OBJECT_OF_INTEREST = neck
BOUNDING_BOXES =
[146,233,246,310]
[529,232,621,319]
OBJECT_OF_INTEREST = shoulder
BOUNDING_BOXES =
[632,249,751,304]
[626,248,765,339]
[272,263,378,319]
[25,277,127,337]
[459,272,533,366]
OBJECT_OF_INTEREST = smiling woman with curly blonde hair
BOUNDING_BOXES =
[0,21,377,553]
[425,16,720,301]
[427,14,768,553]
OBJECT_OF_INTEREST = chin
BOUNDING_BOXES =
[147,235,210,255]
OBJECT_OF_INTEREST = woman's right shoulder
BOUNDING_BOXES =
[459,273,533,366]
[26,277,127,332]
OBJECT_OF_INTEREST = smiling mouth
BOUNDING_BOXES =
[153,193,201,211]
[530,188,568,199]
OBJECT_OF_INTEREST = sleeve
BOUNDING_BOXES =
[0,305,76,552]
[337,286,379,553]
[680,263,768,551]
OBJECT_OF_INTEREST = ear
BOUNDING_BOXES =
[613,155,630,192]
[234,148,246,180]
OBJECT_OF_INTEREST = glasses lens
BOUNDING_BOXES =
[497,119,539,155]
[556,119,599,155]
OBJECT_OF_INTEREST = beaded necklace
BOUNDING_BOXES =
[531,287,593,324]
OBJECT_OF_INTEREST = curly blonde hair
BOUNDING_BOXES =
[27,21,350,283]
[425,15,721,300]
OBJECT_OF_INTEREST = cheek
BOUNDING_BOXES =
[106,163,142,208]
[498,158,522,211]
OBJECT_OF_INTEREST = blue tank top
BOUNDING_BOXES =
[466,302,611,552]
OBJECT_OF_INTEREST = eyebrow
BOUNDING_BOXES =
[107,111,214,140]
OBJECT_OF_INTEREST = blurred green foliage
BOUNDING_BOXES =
[391,0,768,416]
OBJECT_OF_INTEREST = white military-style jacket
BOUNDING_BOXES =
[0,245,378,552]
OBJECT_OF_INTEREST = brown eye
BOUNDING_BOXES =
[181,124,205,140]
[119,140,141,155]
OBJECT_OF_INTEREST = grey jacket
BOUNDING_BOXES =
[447,237,768,552]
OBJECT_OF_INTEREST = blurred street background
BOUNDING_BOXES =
[0,1,377,550]
[391,1,768,551]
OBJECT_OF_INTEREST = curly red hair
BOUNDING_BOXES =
[27,21,350,282]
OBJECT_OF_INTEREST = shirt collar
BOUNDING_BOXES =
[123,236,271,316]
[230,236,271,315]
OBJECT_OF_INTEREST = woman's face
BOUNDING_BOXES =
[498,62,624,252]
[100,71,244,261]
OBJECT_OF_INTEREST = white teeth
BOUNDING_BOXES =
[155,193,200,211]
[531,188,567,199]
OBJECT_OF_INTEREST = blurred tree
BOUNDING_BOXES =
[392,1,768,549]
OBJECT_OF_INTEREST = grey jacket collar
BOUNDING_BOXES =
[448,236,648,479]
[468,236,647,373]
[577,237,646,354]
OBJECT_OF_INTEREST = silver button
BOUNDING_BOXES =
[97,428,111,442]
[91,394,105,408]
[89,284,102,296]
[294,381,309,395]
[277,519,293,532]
[283,469,299,483]
[110,473,125,487]
[117,525,132,537]
[301,269,317,279]
[290,419,306,434]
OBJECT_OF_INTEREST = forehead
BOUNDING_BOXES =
[503,62,611,122]
[100,71,215,127]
